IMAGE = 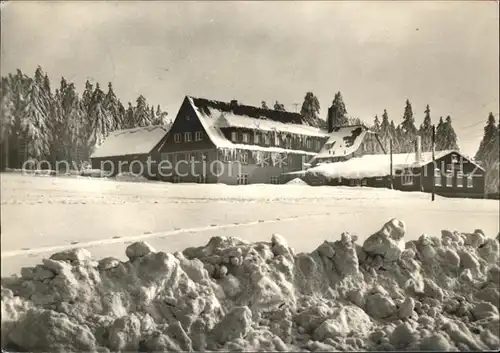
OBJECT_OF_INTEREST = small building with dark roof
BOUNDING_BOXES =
[90,124,172,178]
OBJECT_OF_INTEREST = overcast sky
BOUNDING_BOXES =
[1,1,498,155]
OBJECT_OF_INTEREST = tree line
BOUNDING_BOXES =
[0,66,168,169]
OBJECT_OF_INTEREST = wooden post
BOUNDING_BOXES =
[432,125,436,201]
[389,138,393,189]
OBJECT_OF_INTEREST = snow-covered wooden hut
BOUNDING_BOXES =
[90,124,172,178]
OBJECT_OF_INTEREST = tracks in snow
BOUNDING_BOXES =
[1,212,333,259]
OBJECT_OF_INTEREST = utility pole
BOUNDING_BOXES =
[389,138,393,189]
[431,125,436,202]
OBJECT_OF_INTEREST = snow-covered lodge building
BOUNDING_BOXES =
[150,96,329,184]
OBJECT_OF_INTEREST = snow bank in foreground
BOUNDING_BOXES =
[2,220,499,352]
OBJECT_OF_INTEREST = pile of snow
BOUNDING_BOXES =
[2,219,499,352]
[286,178,308,186]
[80,169,107,178]
[115,172,149,183]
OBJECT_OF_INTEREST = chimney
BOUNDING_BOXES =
[415,135,422,163]
[327,106,334,133]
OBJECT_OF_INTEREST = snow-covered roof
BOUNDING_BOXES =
[306,150,481,179]
[187,96,324,156]
[90,124,172,158]
[313,125,369,159]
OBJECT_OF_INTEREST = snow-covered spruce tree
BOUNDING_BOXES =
[261,101,269,109]
[134,95,151,127]
[8,70,31,168]
[373,115,380,133]
[274,101,286,111]
[1,76,15,169]
[475,113,499,194]
[124,102,135,129]
[377,110,391,152]
[300,92,322,128]
[22,72,51,161]
[442,116,459,150]
[418,104,433,152]
[88,83,113,148]
[328,91,349,128]
[435,116,446,151]
[103,82,124,130]
[475,112,498,162]
[156,104,168,125]
[399,99,418,153]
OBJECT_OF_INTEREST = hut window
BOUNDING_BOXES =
[402,173,413,186]
[270,176,280,185]
[446,170,453,187]
[174,133,181,143]
[315,140,321,150]
[274,132,279,146]
[264,133,270,145]
[195,131,203,141]
[434,168,441,186]
[231,132,237,142]
[466,174,473,188]
[222,149,230,162]
[242,133,250,143]
[254,133,260,144]
[237,174,249,185]
[361,179,368,186]
[457,171,463,187]
[184,132,192,142]
[306,139,312,149]
[285,136,292,149]
[239,151,248,164]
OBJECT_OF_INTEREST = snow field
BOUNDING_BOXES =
[1,219,499,352]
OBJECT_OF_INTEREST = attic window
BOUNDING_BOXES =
[195,131,203,141]
[184,132,192,142]
[174,133,181,143]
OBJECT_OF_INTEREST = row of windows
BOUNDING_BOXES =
[220,150,295,165]
[174,131,203,143]
[168,173,281,185]
[230,131,321,150]
[161,152,207,163]
[401,170,474,188]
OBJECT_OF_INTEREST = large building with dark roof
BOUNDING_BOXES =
[152,96,330,184]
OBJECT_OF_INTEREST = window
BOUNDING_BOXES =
[184,132,192,142]
[174,133,181,143]
[274,132,279,146]
[231,132,238,142]
[451,154,458,164]
[222,149,230,162]
[242,133,249,143]
[160,153,170,162]
[197,175,206,184]
[361,179,368,186]
[434,168,441,186]
[270,176,280,185]
[457,171,463,187]
[239,151,248,164]
[195,131,203,141]
[173,176,181,183]
[306,139,312,149]
[237,174,249,185]
[287,154,293,166]
[264,133,270,145]
[467,174,473,188]
[446,170,453,187]
[402,173,414,186]
[254,133,260,144]
[285,136,292,149]
[315,140,321,150]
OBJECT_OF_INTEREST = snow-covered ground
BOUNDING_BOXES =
[1,172,499,277]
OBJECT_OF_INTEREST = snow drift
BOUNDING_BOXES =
[1,219,499,352]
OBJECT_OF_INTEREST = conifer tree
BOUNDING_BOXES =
[373,115,380,132]
[134,95,151,127]
[419,104,433,152]
[442,116,459,150]
[435,116,446,151]
[327,91,349,128]
[300,92,321,124]
[261,101,269,109]
[274,101,286,111]
[103,82,123,130]
[125,102,135,129]
[89,83,113,147]
[475,113,498,162]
